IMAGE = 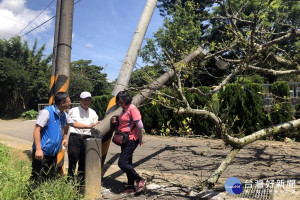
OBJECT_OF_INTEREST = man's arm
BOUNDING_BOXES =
[62,126,69,148]
[72,121,100,129]
[33,125,43,160]
[66,113,100,129]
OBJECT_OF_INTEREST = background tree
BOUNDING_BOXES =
[69,59,112,100]
[0,37,51,118]
[157,0,215,17]
[0,38,112,118]
[129,65,165,87]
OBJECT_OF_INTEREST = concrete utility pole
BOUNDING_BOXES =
[49,0,61,105]
[49,0,74,103]
[102,0,158,169]
[112,0,158,96]
[48,0,74,176]
[54,0,74,95]
[51,1,102,198]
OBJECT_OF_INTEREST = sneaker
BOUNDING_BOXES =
[135,179,146,193]
[121,187,135,195]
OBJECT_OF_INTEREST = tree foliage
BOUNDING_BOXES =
[0,37,112,118]
[69,59,112,100]
[140,0,299,134]
[157,0,215,17]
[129,65,165,87]
[0,37,51,118]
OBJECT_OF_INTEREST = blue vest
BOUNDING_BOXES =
[32,105,66,156]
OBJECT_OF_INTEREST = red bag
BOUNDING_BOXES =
[112,131,129,146]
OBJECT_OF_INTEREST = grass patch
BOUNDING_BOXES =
[0,144,83,200]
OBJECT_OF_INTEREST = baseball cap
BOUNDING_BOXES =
[80,91,92,99]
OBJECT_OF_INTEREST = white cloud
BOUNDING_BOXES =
[0,0,52,39]
[84,43,94,48]
[46,37,54,51]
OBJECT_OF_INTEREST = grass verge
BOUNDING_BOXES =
[0,144,83,200]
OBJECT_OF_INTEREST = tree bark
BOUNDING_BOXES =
[205,147,241,188]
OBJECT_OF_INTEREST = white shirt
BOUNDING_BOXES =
[68,105,98,136]
[36,105,74,128]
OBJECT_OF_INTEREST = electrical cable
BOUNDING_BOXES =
[20,16,55,37]
[19,0,82,38]
[13,0,55,38]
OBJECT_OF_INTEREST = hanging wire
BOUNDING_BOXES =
[13,0,55,38]
[18,0,83,38]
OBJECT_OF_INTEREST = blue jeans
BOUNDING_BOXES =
[118,139,142,186]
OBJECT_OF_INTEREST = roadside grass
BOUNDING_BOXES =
[0,144,83,200]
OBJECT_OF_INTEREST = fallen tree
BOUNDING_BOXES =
[134,0,300,188]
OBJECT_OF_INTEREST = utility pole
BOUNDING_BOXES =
[49,0,74,103]
[49,0,61,105]
[54,0,74,95]
[48,0,74,175]
[112,0,158,96]
[102,0,158,168]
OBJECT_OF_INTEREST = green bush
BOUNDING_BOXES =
[270,81,296,140]
[90,95,111,120]
[270,81,293,124]
[20,109,38,120]
[140,87,215,137]
[218,83,266,136]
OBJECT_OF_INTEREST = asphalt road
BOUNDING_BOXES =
[1,119,299,200]
[0,119,35,142]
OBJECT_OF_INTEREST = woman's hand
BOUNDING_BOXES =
[111,116,118,125]
[140,141,144,146]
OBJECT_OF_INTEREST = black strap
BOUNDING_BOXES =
[130,124,136,132]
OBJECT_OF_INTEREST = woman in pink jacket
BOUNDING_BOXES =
[114,90,146,194]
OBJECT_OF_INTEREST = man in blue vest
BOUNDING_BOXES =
[30,92,99,189]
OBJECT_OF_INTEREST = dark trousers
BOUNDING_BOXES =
[118,139,141,186]
[68,133,91,183]
[30,150,57,190]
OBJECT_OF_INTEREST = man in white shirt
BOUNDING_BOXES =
[67,91,99,184]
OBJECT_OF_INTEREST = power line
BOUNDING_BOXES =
[18,0,82,38]
[13,0,55,38]
[20,16,55,37]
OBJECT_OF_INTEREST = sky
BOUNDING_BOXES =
[0,0,164,81]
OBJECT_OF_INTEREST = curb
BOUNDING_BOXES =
[0,133,32,151]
